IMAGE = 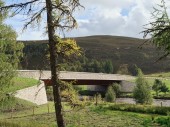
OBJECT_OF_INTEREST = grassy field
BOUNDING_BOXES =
[147,72,170,78]
[0,77,39,111]
[146,73,170,95]
[146,72,170,89]
[145,78,170,89]
[0,101,168,127]
[4,77,40,93]
[129,77,170,89]
[128,76,170,98]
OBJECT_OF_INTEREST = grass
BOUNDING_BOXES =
[103,103,170,115]
[5,77,40,93]
[146,71,170,89]
[145,78,170,89]
[0,77,39,112]
[91,107,161,127]
[128,76,170,97]
[0,97,37,113]
[0,77,39,111]
[0,101,167,127]
[13,98,37,109]
[146,72,170,78]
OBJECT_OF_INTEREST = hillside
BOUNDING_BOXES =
[19,35,170,74]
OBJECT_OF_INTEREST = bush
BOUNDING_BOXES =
[112,83,121,97]
[105,86,116,102]
[154,115,170,126]
[133,68,153,104]
[142,118,153,127]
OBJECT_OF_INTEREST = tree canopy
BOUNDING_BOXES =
[143,0,170,59]
[0,0,23,107]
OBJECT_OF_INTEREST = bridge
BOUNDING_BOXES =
[18,70,136,92]
[40,71,135,92]
[40,71,134,84]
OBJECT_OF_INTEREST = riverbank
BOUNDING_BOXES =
[116,98,170,107]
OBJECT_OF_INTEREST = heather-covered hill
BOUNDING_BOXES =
[19,35,170,74]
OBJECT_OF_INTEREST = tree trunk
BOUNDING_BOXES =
[45,0,65,127]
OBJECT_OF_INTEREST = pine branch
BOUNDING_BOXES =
[0,0,39,10]
[23,7,46,30]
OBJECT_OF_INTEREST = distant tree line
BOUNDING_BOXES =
[60,56,114,73]
[21,43,139,75]
[20,43,49,70]
[59,59,138,75]
[20,43,115,73]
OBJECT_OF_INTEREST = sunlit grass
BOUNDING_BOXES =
[0,102,166,127]
[5,77,40,93]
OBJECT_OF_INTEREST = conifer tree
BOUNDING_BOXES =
[133,68,153,104]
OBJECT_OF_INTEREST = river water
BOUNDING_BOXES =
[116,98,170,107]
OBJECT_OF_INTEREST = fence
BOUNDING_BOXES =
[0,103,55,120]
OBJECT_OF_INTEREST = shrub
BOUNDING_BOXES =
[105,85,116,102]
[112,83,121,97]
[142,118,152,127]
[154,115,170,126]
[152,79,163,96]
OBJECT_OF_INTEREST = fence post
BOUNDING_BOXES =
[47,103,50,114]
[11,107,13,119]
[95,93,98,106]
[33,106,35,116]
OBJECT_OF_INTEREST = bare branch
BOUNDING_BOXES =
[23,7,46,30]
[0,0,39,10]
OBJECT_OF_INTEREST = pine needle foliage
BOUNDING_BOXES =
[133,68,153,104]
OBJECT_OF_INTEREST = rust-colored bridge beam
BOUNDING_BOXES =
[41,79,121,86]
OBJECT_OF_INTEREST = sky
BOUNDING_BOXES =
[4,0,170,40]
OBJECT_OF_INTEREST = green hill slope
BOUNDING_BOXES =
[19,35,170,74]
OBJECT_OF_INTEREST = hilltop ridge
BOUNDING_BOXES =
[19,35,170,74]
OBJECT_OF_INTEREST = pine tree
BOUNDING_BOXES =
[104,60,113,74]
[133,68,153,104]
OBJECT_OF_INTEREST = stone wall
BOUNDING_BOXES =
[120,80,136,93]
[14,82,48,105]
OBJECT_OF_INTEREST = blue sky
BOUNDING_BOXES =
[4,0,168,40]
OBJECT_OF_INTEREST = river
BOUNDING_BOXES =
[116,98,170,107]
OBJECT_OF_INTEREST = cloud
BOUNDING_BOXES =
[5,0,170,40]
[17,30,47,40]
[66,0,170,38]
